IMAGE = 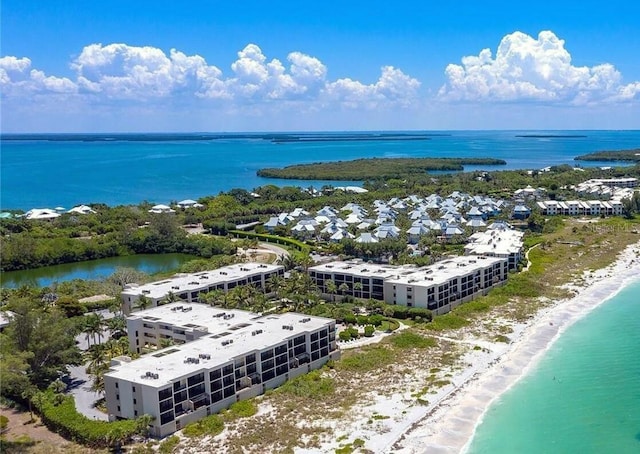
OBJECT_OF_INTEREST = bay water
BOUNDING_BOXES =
[467,280,640,454]
[2,130,640,209]
[0,253,197,288]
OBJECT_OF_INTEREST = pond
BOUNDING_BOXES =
[0,253,198,288]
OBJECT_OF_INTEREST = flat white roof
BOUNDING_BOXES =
[465,229,524,256]
[122,263,283,300]
[309,260,418,280]
[386,256,506,287]
[108,305,333,386]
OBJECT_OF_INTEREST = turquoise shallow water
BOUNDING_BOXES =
[2,130,639,209]
[468,280,640,454]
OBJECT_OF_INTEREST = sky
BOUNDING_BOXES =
[2,0,640,132]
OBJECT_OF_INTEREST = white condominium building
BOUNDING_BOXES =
[121,263,284,314]
[536,200,624,217]
[464,228,525,270]
[309,261,418,301]
[309,255,508,315]
[105,303,338,437]
[384,256,508,315]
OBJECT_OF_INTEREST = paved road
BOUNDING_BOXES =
[257,242,290,261]
[65,364,109,421]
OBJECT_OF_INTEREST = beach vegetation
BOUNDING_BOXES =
[278,369,336,399]
[337,345,394,372]
[182,414,224,438]
[158,435,180,454]
[388,331,436,349]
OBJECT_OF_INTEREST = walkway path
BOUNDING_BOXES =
[65,365,108,421]
[523,243,541,272]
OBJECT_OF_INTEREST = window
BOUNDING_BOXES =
[209,369,221,381]
[187,372,204,387]
[245,353,256,364]
[223,375,234,387]
[115,382,119,389]
[160,399,173,413]
[211,379,222,392]
[223,364,234,376]
[116,394,120,400]
[159,388,172,401]
[189,383,205,398]
[160,411,174,425]
[133,398,137,405]
[117,405,120,412]
[211,390,223,403]
[223,386,235,399]
[132,386,136,392]
[174,390,187,403]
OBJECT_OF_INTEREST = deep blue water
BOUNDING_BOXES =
[1,130,639,209]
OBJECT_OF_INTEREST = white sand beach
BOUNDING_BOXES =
[390,241,640,454]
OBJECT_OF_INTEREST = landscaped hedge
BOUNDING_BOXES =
[228,230,310,252]
[35,391,138,448]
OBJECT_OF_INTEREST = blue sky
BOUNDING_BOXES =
[2,0,639,132]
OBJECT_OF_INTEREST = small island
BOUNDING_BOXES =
[574,149,640,162]
[257,157,507,180]
[515,134,587,138]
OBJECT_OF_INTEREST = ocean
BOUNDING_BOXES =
[2,130,640,210]
[467,280,640,454]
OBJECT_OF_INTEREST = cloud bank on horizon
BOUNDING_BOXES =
[1,30,639,130]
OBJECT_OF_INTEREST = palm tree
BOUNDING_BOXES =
[204,289,226,308]
[84,313,105,347]
[135,294,151,311]
[134,414,156,439]
[353,282,363,299]
[267,274,284,299]
[160,291,179,305]
[107,315,127,339]
[325,280,338,303]
[338,283,350,298]
[86,344,108,376]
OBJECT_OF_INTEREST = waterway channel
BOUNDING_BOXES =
[0,253,197,288]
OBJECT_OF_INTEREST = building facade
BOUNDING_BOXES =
[121,263,284,314]
[309,255,508,315]
[105,304,338,437]
[384,256,508,315]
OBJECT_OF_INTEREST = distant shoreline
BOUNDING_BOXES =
[515,134,587,138]
[0,132,448,143]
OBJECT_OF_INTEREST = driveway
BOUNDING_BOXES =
[65,364,108,421]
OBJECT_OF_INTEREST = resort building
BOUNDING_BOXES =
[309,261,411,300]
[309,255,509,314]
[105,303,339,437]
[121,263,284,314]
[536,200,624,217]
[384,255,508,315]
[464,224,525,270]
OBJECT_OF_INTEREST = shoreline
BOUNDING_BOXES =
[391,240,640,454]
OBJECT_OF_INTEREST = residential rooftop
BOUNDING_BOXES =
[108,303,333,386]
[385,255,506,286]
[122,263,282,300]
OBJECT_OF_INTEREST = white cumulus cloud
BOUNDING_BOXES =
[2,43,420,110]
[439,30,640,104]
[0,56,77,96]
[324,66,420,108]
